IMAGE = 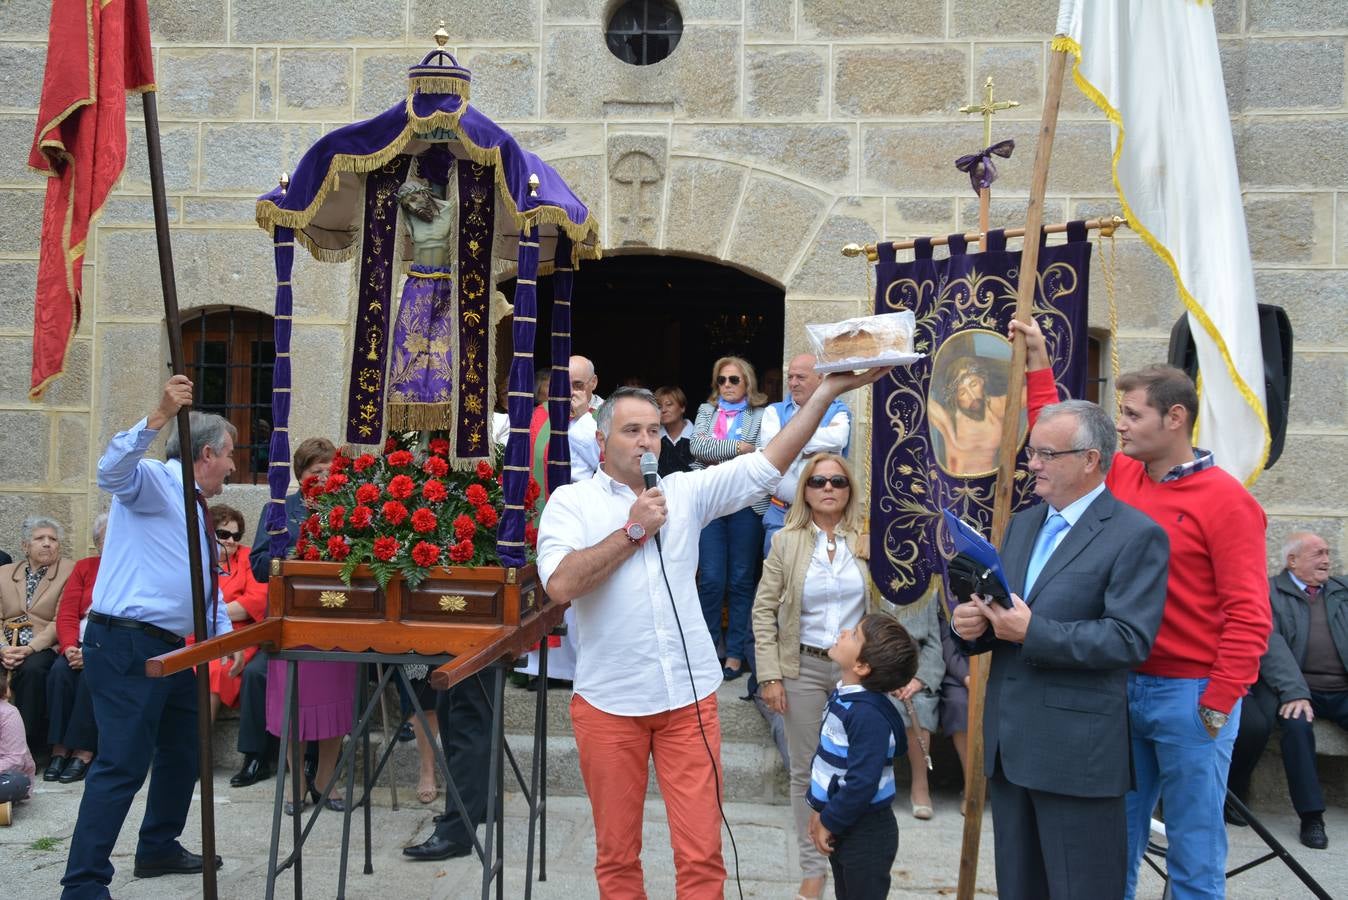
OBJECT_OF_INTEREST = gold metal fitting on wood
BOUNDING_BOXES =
[318,590,347,609]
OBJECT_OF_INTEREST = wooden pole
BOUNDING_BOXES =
[955,46,1070,900]
[142,89,219,900]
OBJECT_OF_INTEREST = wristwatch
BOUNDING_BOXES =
[622,521,647,545]
[1199,706,1229,732]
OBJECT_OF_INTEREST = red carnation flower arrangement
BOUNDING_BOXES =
[293,434,530,588]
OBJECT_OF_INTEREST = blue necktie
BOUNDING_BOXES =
[1023,513,1068,596]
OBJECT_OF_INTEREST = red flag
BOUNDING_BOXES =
[28,0,155,399]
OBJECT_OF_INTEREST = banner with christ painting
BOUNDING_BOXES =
[868,224,1092,608]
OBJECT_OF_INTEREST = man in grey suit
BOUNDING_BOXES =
[952,399,1169,899]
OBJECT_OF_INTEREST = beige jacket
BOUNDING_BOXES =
[752,524,895,683]
[0,558,75,653]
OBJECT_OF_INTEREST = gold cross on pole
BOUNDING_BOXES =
[960,76,1019,147]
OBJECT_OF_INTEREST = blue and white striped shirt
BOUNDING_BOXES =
[91,418,233,639]
[806,683,906,834]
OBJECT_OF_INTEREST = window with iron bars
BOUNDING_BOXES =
[177,308,276,485]
[605,0,683,66]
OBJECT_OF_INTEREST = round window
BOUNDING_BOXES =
[606,0,683,66]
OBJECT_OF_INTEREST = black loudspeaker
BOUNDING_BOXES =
[1167,304,1293,469]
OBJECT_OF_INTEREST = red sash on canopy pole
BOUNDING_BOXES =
[28,0,155,399]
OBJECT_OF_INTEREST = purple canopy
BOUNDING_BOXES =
[255,50,596,568]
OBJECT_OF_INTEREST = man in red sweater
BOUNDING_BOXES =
[1013,318,1270,900]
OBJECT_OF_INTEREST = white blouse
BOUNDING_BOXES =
[798,526,867,651]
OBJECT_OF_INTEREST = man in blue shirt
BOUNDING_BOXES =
[62,374,241,899]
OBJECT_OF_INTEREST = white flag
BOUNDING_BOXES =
[1056,0,1269,485]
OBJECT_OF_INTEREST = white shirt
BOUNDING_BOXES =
[799,527,868,650]
[567,411,601,481]
[92,417,233,638]
[757,403,850,504]
[538,451,782,716]
[491,411,510,448]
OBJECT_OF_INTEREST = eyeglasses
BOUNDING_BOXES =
[1024,446,1090,463]
[717,375,742,386]
[215,528,243,541]
[806,474,851,489]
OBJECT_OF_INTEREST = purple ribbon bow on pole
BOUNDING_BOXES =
[954,139,1016,194]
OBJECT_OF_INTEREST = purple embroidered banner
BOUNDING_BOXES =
[453,160,496,461]
[868,224,1091,607]
[344,154,412,444]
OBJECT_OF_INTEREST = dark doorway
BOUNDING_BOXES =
[499,254,786,405]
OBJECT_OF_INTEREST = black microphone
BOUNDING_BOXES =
[640,451,659,491]
[639,452,662,549]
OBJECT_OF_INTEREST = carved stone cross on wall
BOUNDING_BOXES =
[612,150,661,226]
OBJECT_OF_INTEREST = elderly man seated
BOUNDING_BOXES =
[0,515,75,756]
[1228,531,1347,850]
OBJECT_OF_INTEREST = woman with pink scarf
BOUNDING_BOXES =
[689,355,769,680]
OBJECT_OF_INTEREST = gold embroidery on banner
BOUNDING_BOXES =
[319,590,348,609]
[438,594,468,613]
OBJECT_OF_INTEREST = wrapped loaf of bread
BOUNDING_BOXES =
[806,311,919,372]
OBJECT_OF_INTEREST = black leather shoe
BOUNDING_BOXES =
[397,722,416,743]
[402,833,472,861]
[43,755,68,782]
[229,754,273,788]
[1300,816,1328,850]
[59,757,90,783]
[133,848,223,878]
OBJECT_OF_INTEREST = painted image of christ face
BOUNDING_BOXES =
[927,331,1026,478]
[950,362,991,420]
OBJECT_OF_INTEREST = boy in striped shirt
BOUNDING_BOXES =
[807,614,918,899]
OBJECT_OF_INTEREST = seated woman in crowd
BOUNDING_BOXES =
[208,504,269,722]
[654,385,695,477]
[44,514,107,784]
[0,677,35,822]
[691,355,768,680]
[891,595,946,820]
[752,453,897,900]
[0,515,74,756]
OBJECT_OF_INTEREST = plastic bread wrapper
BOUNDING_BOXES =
[806,310,923,373]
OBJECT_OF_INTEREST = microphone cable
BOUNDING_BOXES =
[649,527,745,900]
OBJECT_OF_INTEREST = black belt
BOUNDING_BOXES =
[799,643,831,660]
[87,611,185,648]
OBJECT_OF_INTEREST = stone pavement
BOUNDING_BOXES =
[3,767,1346,898]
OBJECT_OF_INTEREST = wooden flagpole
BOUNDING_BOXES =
[955,46,1071,900]
[142,88,219,900]
[955,74,1019,826]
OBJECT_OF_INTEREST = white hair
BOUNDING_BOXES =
[21,515,64,545]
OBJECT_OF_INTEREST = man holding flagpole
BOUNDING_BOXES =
[1048,4,1273,892]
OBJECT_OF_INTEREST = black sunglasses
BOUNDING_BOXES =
[717,374,742,386]
[806,474,850,489]
[215,528,243,541]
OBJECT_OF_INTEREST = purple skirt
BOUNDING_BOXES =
[386,264,455,430]
[265,659,357,741]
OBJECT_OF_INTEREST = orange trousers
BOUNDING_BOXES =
[571,692,726,899]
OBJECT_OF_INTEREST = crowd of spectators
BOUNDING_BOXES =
[2,348,1343,900]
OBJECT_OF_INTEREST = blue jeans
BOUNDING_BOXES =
[1124,674,1240,900]
[696,507,763,663]
[761,501,787,557]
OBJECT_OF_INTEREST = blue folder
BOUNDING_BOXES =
[941,508,1013,605]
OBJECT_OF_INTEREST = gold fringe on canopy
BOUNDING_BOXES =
[254,103,601,268]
